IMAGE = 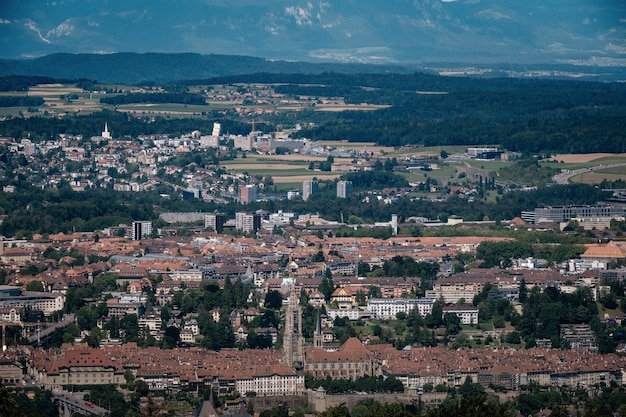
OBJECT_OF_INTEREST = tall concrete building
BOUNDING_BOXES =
[235,212,261,234]
[132,221,152,240]
[337,180,353,198]
[240,184,258,204]
[204,213,225,233]
[302,179,318,201]
[212,122,221,137]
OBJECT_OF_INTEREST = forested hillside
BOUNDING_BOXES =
[268,73,626,153]
[183,72,626,153]
[1,69,624,154]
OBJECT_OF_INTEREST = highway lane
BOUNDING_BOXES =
[552,162,626,185]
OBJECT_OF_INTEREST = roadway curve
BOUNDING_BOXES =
[552,162,626,185]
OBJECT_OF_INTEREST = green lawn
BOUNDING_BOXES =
[466,160,510,171]
[402,164,463,185]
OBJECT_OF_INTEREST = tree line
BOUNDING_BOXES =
[100,92,207,105]
[0,96,44,107]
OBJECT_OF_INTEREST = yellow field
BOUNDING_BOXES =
[570,168,626,184]
[272,174,341,183]
[548,153,623,163]
[28,84,84,96]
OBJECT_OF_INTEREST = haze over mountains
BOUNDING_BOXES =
[1,0,625,66]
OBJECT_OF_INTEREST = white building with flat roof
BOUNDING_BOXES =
[367,297,435,320]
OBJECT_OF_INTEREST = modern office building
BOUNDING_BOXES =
[521,204,624,224]
[302,180,318,201]
[337,180,353,198]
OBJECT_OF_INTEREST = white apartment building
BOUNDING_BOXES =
[235,212,260,234]
[367,297,435,320]
[442,304,479,325]
[138,313,162,338]
[235,367,305,397]
[426,282,480,304]
[170,269,204,282]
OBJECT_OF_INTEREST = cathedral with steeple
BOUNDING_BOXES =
[282,289,380,380]
[282,289,304,371]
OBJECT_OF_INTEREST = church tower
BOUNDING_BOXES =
[283,288,304,370]
[313,310,324,349]
[102,122,111,139]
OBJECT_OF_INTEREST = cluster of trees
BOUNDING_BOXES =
[472,283,514,329]
[0,75,59,91]
[304,374,404,394]
[0,183,156,237]
[0,96,44,107]
[48,273,257,351]
[373,256,439,280]
[311,379,626,416]
[512,286,614,351]
[0,384,58,417]
[475,240,586,268]
[266,73,626,153]
[516,381,626,417]
[342,170,408,190]
[313,379,509,417]
[368,299,462,349]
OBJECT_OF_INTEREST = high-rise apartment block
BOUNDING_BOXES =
[132,221,152,240]
[212,122,221,137]
[337,180,353,198]
[235,212,261,234]
[302,180,318,201]
[240,185,258,204]
[204,213,225,233]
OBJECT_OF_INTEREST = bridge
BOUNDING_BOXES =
[54,392,109,417]
[27,314,74,347]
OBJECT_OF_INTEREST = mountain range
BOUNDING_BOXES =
[1,0,625,65]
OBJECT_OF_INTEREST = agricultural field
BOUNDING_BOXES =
[544,153,626,184]
[115,103,212,116]
[222,153,345,184]
[568,166,626,184]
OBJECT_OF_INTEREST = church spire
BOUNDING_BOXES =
[102,122,111,139]
[314,309,324,349]
[283,287,304,370]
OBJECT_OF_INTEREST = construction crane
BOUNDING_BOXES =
[0,320,47,350]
